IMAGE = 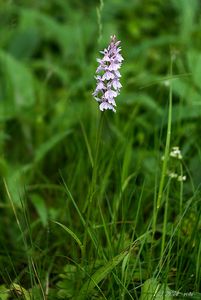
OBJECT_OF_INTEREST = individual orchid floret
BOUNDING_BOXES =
[92,35,123,112]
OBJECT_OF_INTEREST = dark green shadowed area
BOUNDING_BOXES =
[0,0,201,299]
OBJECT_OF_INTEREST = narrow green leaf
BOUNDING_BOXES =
[31,194,48,226]
[77,249,129,299]
[53,221,83,252]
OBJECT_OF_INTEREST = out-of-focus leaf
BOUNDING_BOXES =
[19,9,71,52]
[8,27,40,59]
[34,130,72,163]
[159,104,201,127]
[123,93,163,115]
[172,78,201,104]
[4,165,30,207]
[187,50,201,89]
[0,50,35,111]
[0,284,9,300]
[172,0,198,42]
[31,194,48,226]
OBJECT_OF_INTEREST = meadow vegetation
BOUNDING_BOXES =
[0,0,201,299]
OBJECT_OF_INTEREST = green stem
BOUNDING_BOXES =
[90,113,104,202]
[156,61,173,210]
[160,182,170,266]
[82,113,104,260]
[152,55,173,269]
[179,163,184,214]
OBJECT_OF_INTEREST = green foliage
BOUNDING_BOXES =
[0,0,201,299]
[77,249,129,299]
[140,278,172,300]
[0,285,9,300]
[9,284,31,300]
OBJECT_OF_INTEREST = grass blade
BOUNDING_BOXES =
[53,221,83,253]
[77,249,129,299]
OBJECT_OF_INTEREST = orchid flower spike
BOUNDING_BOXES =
[92,35,123,112]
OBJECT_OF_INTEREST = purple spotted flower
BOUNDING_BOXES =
[92,35,123,112]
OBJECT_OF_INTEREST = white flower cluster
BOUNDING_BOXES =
[167,170,186,182]
[170,146,183,160]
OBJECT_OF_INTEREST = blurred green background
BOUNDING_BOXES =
[1,0,201,192]
[0,0,201,299]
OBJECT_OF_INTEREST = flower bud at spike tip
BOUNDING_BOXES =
[92,35,123,112]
